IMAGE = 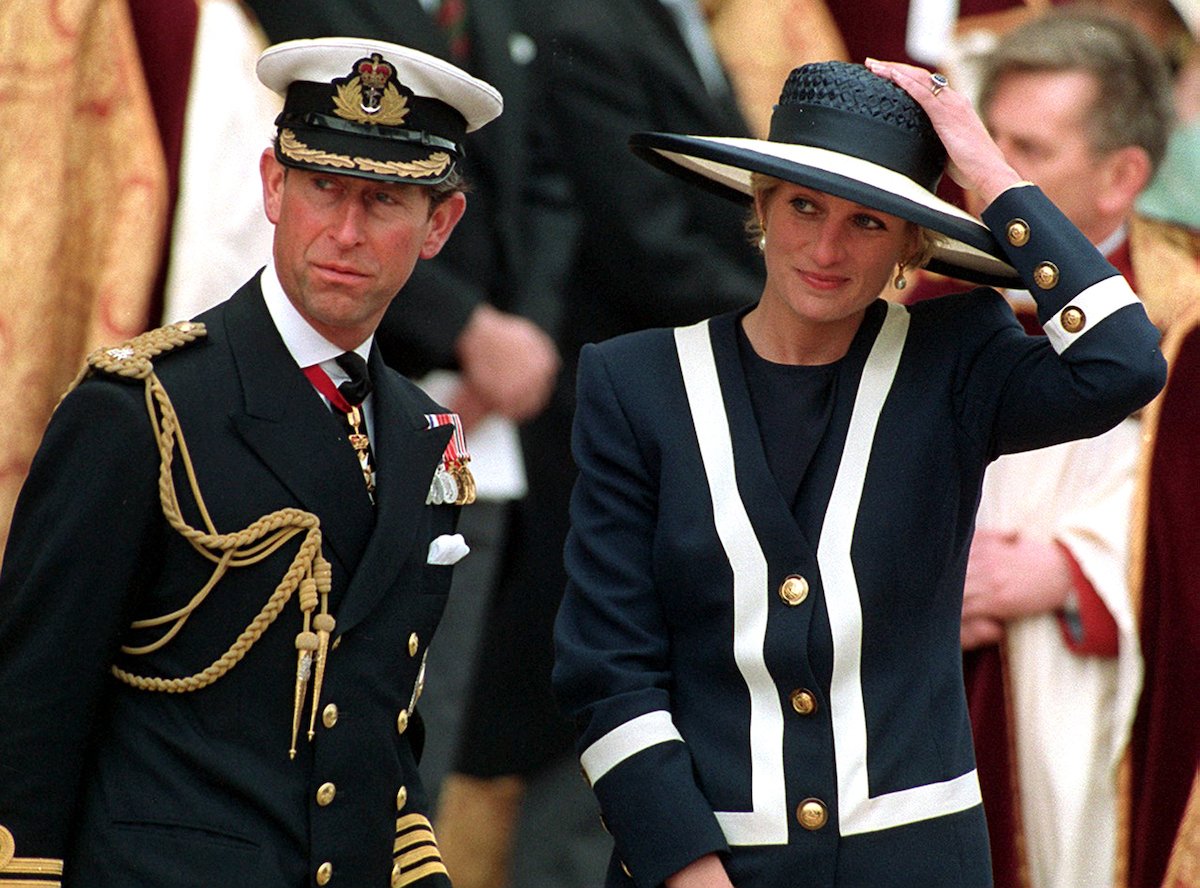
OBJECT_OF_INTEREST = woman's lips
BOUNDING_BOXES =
[798,269,847,291]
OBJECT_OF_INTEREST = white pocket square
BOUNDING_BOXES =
[427,533,470,566]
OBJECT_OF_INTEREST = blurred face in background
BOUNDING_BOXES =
[982,69,1116,242]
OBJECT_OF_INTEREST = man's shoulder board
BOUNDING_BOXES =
[86,321,207,381]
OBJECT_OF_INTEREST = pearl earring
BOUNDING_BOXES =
[893,266,907,290]
[758,232,767,252]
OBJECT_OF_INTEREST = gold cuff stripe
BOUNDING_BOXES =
[395,813,433,833]
[392,860,448,887]
[0,862,63,877]
[393,829,437,853]
[278,130,451,179]
[395,846,442,869]
[1,815,62,885]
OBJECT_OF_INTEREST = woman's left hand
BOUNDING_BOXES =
[864,58,1023,206]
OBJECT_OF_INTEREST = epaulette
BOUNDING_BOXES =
[85,320,207,381]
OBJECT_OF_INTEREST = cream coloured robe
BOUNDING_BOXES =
[975,417,1143,888]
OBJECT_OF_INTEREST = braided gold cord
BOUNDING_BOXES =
[66,323,332,697]
[120,548,235,653]
[110,526,325,694]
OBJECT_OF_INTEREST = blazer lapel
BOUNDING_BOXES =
[222,280,375,573]
[331,347,452,636]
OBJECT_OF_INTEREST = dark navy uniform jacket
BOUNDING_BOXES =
[553,186,1166,888]
[0,278,461,887]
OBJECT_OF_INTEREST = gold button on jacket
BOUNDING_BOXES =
[779,575,809,606]
[1061,306,1086,333]
[316,861,333,885]
[790,688,817,715]
[391,862,403,887]
[407,632,419,657]
[1005,218,1030,246]
[797,799,828,831]
[396,785,408,810]
[1033,261,1060,289]
[316,782,336,806]
[396,709,409,735]
[321,703,339,729]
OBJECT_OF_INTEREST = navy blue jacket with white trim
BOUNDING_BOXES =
[553,186,1165,888]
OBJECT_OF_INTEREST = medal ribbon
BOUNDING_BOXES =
[423,413,476,506]
[424,413,470,464]
[304,364,375,501]
[303,365,354,413]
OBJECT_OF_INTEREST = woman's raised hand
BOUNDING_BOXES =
[864,58,1023,206]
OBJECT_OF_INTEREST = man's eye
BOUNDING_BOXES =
[1012,140,1049,161]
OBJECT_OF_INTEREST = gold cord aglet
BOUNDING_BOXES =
[307,612,337,741]
[290,631,318,758]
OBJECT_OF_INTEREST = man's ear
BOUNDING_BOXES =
[1096,144,1153,220]
[420,191,468,260]
[260,149,285,225]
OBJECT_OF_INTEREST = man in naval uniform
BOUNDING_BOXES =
[0,36,499,888]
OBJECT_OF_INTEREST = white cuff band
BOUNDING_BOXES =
[580,710,683,784]
[1044,275,1140,354]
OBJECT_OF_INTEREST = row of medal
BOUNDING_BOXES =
[423,413,475,506]
[427,459,476,506]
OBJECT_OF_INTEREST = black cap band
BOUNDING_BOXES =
[768,103,945,191]
[275,111,463,154]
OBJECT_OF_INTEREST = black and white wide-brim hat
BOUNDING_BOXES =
[630,61,1021,287]
[257,37,503,186]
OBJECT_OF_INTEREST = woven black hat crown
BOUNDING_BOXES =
[769,61,946,191]
[780,62,937,140]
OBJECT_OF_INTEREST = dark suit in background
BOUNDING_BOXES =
[457,0,765,773]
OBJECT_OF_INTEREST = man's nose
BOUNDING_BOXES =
[330,199,368,245]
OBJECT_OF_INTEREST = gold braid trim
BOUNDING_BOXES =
[0,824,63,885]
[354,153,451,178]
[278,129,356,171]
[67,322,336,756]
[278,129,451,179]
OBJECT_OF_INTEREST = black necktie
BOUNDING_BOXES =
[334,352,375,501]
[335,351,372,405]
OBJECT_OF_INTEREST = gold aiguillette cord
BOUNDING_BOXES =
[290,555,333,758]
